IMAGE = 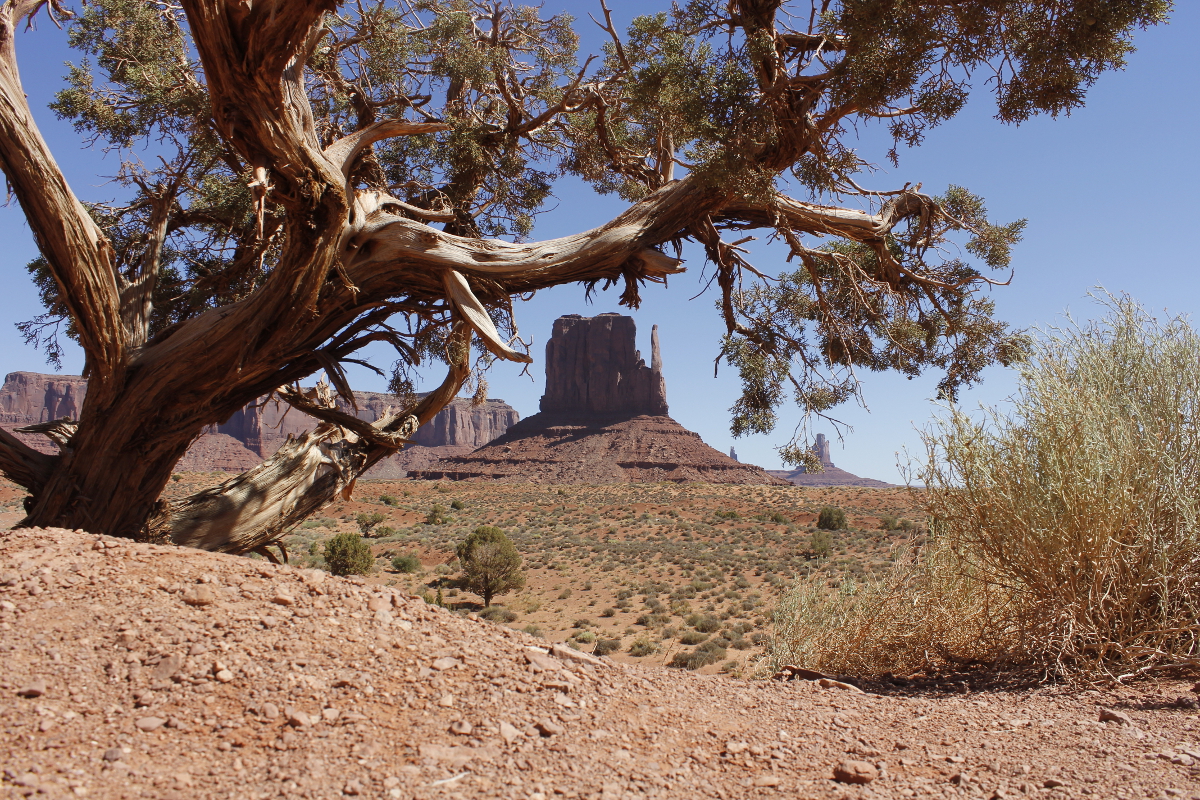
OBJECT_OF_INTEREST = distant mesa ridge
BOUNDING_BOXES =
[0,371,518,476]
[411,313,787,485]
[766,433,897,488]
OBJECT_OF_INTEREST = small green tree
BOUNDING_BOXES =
[323,533,374,576]
[808,530,833,558]
[391,553,422,574]
[456,526,525,607]
[426,504,451,525]
[356,512,386,537]
[817,506,848,531]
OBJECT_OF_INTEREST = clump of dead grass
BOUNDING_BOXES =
[771,295,1200,681]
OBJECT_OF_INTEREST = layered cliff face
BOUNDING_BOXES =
[540,313,668,417]
[412,315,787,485]
[0,372,518,474]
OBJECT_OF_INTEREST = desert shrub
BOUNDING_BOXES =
[600,607,617,618]
[593,638,621,657]
[733,575,750,589]
[355,511,386,536]
[323,533,373,576]
[636,612,670,628]
[686,614,721,633]
[714,509,740,520]
[426,505,452,525]
[729,637,752,650]
[572,617,592,629]
[523,624,542,637]
[378,494,398,506]
[679,630,709,645]
[391,553,422,573]
[878,514,899,531]
[816,507,847,531]
[300,519,321,529]
[373,525,397,539]
[627,637,658,657]
[450,499,465,510]
[807,529,833,558]
[558,588,572,600]
[669,641,726,670]
[773,296,1200,679]
[479,606,518,623]
[572,630,597,644]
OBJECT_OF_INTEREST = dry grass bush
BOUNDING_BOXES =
[772,296,1200,680]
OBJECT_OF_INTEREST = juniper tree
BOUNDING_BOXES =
[457,525,525,607]
[0,0,1169,551]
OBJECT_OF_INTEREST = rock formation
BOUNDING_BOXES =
[0,372,518,475]
[767,433,896,487]
[540,314,668,417]
[411,314,787,485]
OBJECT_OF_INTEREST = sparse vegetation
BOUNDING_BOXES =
[774,297,1200,679]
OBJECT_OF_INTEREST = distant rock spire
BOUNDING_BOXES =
[729,446,738,462]
[813,433,833,467]
[651,324,662,372]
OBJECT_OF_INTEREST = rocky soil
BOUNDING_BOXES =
[2,527,1199,799]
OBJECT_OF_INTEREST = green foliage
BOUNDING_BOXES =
[455,525,525,607]
[391,553,422,574]
[322,533,374,577]
[679,630,708,645]
[593,638,621,657]
[378,494,398,506]
[425,505,452,525]
[817,507,847,531]
[626,637,658,658]
[356,512,386,536]
[450,499,466,510]
[808,530,833,558]
[479,606,518,623]
[713,509,740,520]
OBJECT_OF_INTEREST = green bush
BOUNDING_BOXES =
[593,638,621,657]
[878,514,900,531]
[679,630,709,645]
[378,494,398,506]
[450,499,466,510]
[808,529,833,558]
[774,296,1200,679]
[323,533,374,576]
[391,553,422,573]
[816,506,847,531]
[627,637,657,657]
[479,606,518,623]
[600,607,617,618]
[686,613,721,632]
[572,630,597,643]
[425,504,451,525]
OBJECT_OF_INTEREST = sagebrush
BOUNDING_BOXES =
[772,295,1200,680]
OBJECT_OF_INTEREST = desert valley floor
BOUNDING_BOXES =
[0,479,1198,799]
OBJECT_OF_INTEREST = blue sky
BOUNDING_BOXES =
[1,3,1196,483]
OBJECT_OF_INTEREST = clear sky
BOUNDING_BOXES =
[1,2,1196,484]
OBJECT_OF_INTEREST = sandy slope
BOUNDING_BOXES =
[1,527,1198,800]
